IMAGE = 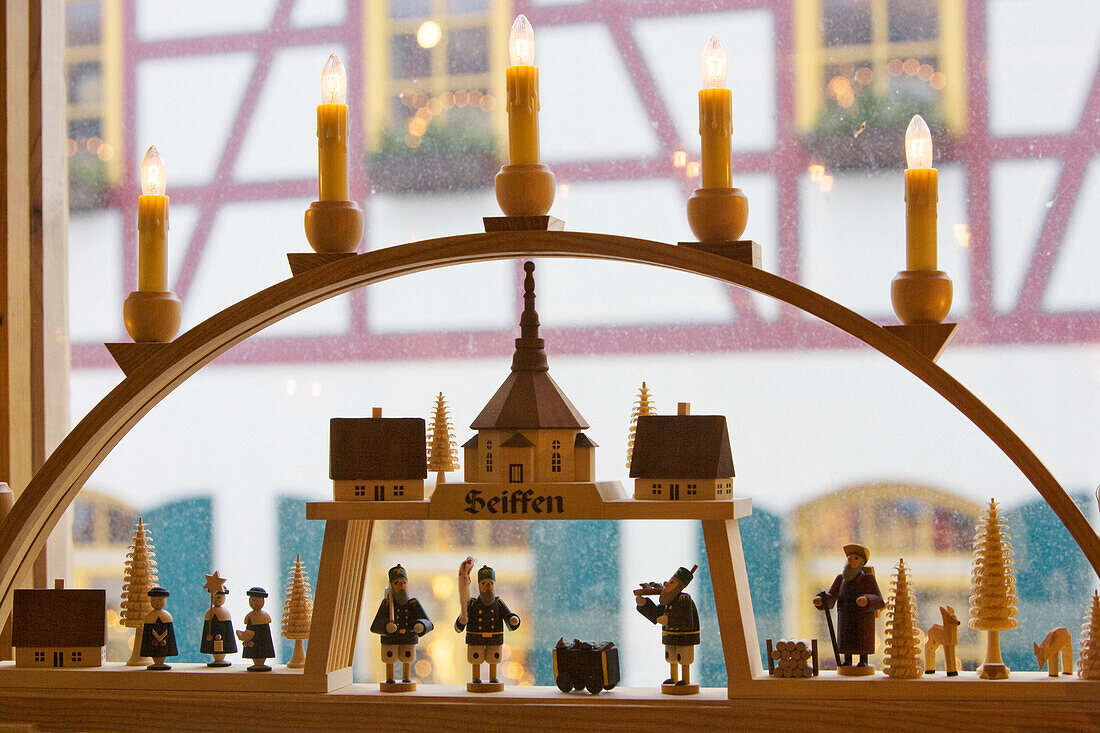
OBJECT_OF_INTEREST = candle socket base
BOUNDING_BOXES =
[687,187,748,242]
[305,200,364,253]
[891,269,953,325]
[123,290,182,343]
[495,164,555,216]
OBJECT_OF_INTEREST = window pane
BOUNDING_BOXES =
[392,33,432,79]
[823,0,872,46]
[68,61,102,105]
[448,0,489,14]
[66,1,101,46]
[389,0,430,18]
[73,502,95,544]
[889,0,939,42]
[447,26,489,75]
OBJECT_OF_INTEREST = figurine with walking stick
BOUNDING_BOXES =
[370,564,433,691]
[200,571,236,667]
[812,543,884,676]
[634,564,701,694]
[455,557,520,692]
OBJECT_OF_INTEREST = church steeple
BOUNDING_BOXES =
[511,261,548,372]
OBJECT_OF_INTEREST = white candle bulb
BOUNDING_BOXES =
[140,145,166,195]
[321,53,347,105]
[701,36,727,88]
[905,114,933,169]
[509,15,534,66]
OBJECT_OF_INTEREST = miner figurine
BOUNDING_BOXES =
[813,543,885,676]
[635,564,701,694]
[454,558,520,692]
[370,564,434,691]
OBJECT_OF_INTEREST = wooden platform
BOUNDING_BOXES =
[0,661,348,693]
[0,675,1095,731]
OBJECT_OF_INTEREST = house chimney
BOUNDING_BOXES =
[677,402,691,416]
[54,578,64,590]
[372,407,382,418]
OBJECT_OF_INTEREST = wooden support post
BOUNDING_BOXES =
[303,518,373,687]
[701,518,762,693]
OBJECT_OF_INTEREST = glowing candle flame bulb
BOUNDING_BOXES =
[905,114,933,169]
[321,53,347,105]
[140,146,165,195]
[509,15,534,66]
[701,36,727,88]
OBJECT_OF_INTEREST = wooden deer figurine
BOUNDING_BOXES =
[924,605,960,676]
[1034,627,1073,677]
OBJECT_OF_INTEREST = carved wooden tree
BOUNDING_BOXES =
[281,553,314,669]
[882,558,923,678]
[969,498,1017,680]
[626,381,656,470]
[120,516,157,666]
[427,391,459,485]
[1078,589,1100,680]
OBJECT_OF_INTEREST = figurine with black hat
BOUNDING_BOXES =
[812,543,885,676]
[455,558,521,692]
[140,586,178,670]
[634,564,701,694]
[236,586,275,671]
[370,564,434,691]
[200,571,237,667]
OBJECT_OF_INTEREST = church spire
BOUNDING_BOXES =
[511,261,548,372]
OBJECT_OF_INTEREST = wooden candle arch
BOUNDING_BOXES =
[1,229,1097,664]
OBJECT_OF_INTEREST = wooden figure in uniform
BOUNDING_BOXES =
[237,587,275,671]
[200,571,236,667]
[454,558,521,692]
[370,564,434,691]
[139,586,177,670]
[635,564,701,694]
[812,543,884,676]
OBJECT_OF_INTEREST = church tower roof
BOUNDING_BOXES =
[470,261,589,430]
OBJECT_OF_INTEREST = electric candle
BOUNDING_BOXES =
[506,15,539,165]
[318,53,349,201]
[904,114,938,271]
[699,37,732,190]
[137,145,168,292]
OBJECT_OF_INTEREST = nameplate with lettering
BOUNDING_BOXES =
[428,481,627,520]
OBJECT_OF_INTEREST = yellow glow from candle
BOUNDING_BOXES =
[140,145,166,195]
[701,36,727,88]
[905,114,933,168]
[321,53,347,105]
[417,20,442,49]
[509,14,534,66]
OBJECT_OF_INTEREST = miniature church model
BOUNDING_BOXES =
[629,402,735,500]
[461,262,597,485]
[330,407,427,500]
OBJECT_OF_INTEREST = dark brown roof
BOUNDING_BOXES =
[628,415,735,479]
[330,417,427,480]
[470,262,588,431]
[13,589,106,648]
[574,433,598,448]
[500,432,534,447]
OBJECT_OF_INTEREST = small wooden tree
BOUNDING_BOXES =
[120,516,157,666]
[626,381,656,470]
[427,391,459,485]
[281,554,314,669]
[1078,590,1100,680]
[882,558,923,678]
[968,498,1017,680]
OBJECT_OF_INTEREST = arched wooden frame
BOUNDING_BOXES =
[2,231,1098,623]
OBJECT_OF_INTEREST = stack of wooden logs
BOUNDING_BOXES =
[766,639,819,677]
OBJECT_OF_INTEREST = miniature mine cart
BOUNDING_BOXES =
[552,639,620,694]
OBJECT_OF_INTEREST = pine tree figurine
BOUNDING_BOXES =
[626,381,656,470]
[120,516,158,666]
[426,391,459,485]
[281,554,314,669]
[1078,590,1100,680]
[968,498,1017,680]
[882,558,923,678]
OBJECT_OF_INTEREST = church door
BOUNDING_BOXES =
[509,464,523,483]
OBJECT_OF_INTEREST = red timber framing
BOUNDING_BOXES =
[70,0,1100,369]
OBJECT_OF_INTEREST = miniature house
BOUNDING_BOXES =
[12,580,106,668]
[462,262,597,484]
[330,408,427,500]
[629,403,735,500]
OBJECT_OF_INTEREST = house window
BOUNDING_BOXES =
[794,0,966,138]
[551,452,561,473]
[394,485,405,497]
[485,440,493,473]
[34,651,45,663]
[71,651,82,662]
[354,485,366,497]
[687,484,697,496]
[652,487,662,496]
